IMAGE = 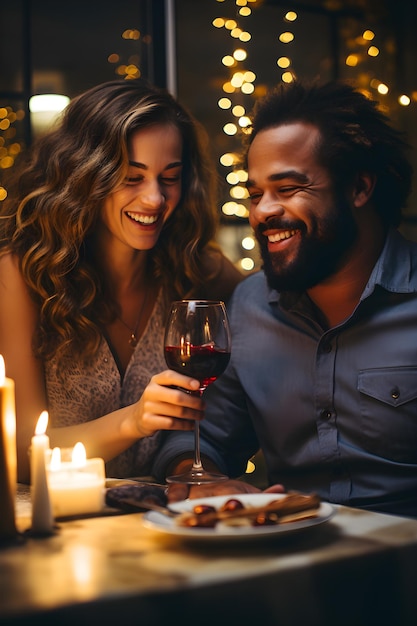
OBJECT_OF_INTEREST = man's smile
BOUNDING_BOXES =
[266,229,299,243]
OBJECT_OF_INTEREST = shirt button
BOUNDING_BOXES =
[390,387,400,400]
[320,409,333,420]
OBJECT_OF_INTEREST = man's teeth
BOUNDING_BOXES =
[268,229,297,243]
[126,212,158,224]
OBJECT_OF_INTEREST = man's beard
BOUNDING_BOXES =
[255,197,358,292]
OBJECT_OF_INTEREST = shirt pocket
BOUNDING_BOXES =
[357,367,417,463]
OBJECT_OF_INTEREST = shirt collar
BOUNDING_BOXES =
[363,227,417,296]
[268,228,417,310]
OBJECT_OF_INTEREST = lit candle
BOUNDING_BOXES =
[30,411,54,535]
[0,355,17,543]
[47,442,105,517]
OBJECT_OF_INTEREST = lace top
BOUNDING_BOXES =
[45,291,167,478]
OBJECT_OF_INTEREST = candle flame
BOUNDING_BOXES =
[35,410,49,435]
[50,447,61,471]
[0,354,5,385]
[72,442,87,467]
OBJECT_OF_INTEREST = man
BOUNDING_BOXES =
[152,81,417,517]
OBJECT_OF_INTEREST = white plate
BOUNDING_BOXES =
[142,493,336,542]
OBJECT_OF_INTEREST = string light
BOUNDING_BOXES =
[362,29,375,41]
[285,11,297,22]
[399,94,411,106]
[218,97,232,109]
[242,236,255,250]
[220,153,236,167]
[277,56,291,68]
[214,0,258,233]
[367,46,379,57]
[0,106,25,181]
[232,104,245,116]
[345,54,359,67]
[342,21,415,107]
[110,26,142,80]
[282,71,294,83]
[241,257,255,271]
[279,32,294,44]
[276,8,297,86]
[223,122,238,135]
[222,55,235,66]
[377,83,389,95]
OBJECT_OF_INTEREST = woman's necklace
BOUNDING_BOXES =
[116,289,149,349]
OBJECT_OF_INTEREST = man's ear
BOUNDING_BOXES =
[353,171,376,207]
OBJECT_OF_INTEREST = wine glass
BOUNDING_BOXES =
[164,300,231,484]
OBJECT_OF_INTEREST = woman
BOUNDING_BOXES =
[0,78,242,483]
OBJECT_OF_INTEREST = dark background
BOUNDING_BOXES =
[1,0,416,267]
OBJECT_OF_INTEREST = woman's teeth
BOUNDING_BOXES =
[126,212,158,225]
[268,229,297,243]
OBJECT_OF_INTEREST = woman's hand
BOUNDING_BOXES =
[132,370,205,438]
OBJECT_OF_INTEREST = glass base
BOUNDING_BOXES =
[166,468,229,485]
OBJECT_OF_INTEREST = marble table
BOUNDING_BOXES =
[1,485,416,626]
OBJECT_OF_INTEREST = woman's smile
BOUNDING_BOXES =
[125,211,161,226]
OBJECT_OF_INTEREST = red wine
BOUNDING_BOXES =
[165,344,230,388]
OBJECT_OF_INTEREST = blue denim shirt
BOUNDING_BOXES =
[152,229,417,517]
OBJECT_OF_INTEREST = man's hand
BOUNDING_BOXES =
[167,479,285,503]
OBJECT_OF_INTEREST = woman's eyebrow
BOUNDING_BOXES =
[128,160,183,170]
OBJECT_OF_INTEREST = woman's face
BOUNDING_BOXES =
[99,123,183,252]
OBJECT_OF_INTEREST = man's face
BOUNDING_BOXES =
[246,122,358,292]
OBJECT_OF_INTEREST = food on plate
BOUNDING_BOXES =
[175,492,321,528]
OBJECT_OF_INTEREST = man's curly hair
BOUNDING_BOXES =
[245,80,413,228]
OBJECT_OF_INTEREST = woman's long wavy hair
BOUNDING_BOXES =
[0,79,220,361]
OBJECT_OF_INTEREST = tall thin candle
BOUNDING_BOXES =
[30,411,54,535]
[0,355,17,543]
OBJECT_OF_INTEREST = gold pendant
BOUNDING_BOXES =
[129,334,138,348]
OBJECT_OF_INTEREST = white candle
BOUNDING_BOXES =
[47,442,105,517]
[0,355,17,542]
[30,411,54,534]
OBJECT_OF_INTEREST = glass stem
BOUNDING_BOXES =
[192,387,205,472]
[192,421,203,472]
